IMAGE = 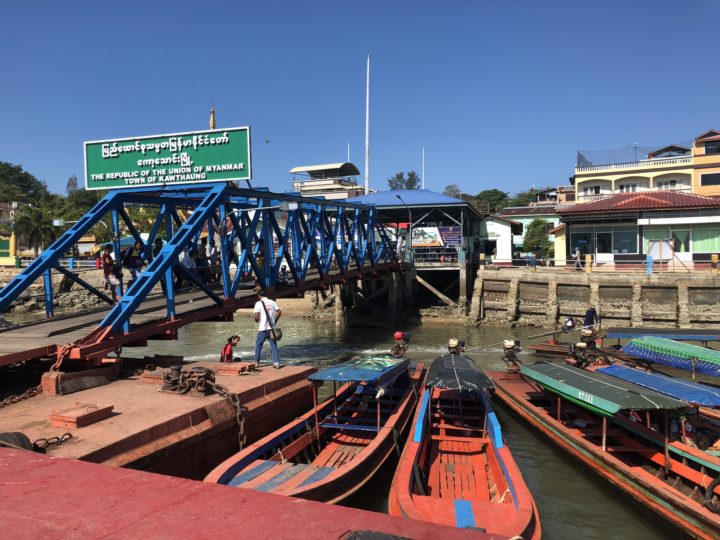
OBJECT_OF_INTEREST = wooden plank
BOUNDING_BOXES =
[241,462,295,490]
[50,403,114,428]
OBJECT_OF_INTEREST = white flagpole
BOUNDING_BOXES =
[364,54,370,194]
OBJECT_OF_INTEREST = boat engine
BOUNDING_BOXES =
[580,328,598,350]
[390,331,411,358]
[502,339,523,372]
[570,341,589,367]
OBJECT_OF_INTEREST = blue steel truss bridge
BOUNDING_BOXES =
[0,183,398,369]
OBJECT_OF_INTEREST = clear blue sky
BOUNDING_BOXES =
[3,1,719,197]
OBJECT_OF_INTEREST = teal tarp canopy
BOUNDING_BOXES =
[520,362,687,416]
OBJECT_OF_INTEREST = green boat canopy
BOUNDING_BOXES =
[520,362,688,416]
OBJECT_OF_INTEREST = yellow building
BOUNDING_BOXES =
[572,129,720,202]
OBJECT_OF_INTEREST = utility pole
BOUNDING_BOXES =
[364,54,370,194]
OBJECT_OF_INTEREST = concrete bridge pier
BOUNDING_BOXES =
[325,270,414,328]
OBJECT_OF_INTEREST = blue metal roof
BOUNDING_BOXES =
[346,189,465,207]
[597,365,720,407]
[308,356,409,383]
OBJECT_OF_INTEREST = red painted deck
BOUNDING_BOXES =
[0,363,315,479]
[0,447,500,540]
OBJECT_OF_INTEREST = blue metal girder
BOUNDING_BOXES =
[0,182,398,348]
[0,191,120,315]
[97,184,228,334]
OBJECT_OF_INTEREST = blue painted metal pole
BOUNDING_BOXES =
[646,254,653,274]
[111,208,129,333]
[164,208,176,320]
[42,268,54,318]
[219,205,231,300]
[111,209,124,300]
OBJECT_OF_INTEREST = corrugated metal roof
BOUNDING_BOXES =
[558,191,720,215]
[498,205,558,217]
[346,189,465,207]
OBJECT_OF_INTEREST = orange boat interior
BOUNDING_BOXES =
[414,389,511,504]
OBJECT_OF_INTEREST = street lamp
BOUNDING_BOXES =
[395,194,412,261]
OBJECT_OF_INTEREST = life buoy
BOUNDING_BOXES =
[705,476,720,513]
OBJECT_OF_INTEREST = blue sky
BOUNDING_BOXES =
[3,1,719,197]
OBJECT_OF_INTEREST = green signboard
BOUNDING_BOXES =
[84,127,251,190]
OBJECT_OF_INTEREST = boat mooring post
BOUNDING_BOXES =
[377,393,381,433]
[602,416,607,452]
[313,383,320,440]
[556,396,561,421]
[332,381,337,419]
[663,410,670,476]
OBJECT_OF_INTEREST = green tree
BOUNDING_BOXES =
[507,186,551,207]
[443,184,463,198]
[0,162,50,203]
[387,171,421,190]
[473,189,509,213]
[66,175,79,195]
[522,218,552,256]
[13,205,58,257]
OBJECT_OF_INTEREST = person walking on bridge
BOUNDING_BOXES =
[253,287,281,368]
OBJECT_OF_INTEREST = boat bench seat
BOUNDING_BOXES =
[319,422,378,432]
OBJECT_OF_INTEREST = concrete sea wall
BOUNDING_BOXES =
[469,267,720,328]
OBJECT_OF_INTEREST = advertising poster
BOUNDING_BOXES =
[411,227,443,247]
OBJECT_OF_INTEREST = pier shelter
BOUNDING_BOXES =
[347,189,486,306]
[558,191,720,268]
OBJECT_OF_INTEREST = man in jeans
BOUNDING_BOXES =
[253,288,281,368]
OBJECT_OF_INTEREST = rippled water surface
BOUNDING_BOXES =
[131,317,682,539]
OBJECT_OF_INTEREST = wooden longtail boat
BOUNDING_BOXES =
[389,354,541,538]
[489,362,720,540]
[596,365,720,425]
[205,356,426,503]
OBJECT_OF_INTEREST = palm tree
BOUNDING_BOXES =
[13,205,57,257]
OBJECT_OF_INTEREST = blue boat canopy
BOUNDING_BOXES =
[606,327,720,342]
[308,356,409,384]
[597,365,720,407]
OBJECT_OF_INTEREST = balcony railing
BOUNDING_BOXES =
[576,186,692,202]
[576,155,692,174]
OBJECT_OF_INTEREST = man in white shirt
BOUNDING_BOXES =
[253,288,281,368]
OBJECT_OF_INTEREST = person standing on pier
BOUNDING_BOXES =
[253,287,281,368]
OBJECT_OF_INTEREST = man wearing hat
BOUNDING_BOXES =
[448,338,462,355]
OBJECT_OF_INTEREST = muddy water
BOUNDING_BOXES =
[132,318,680,540]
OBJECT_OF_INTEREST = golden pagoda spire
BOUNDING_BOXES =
[209,100,216,130]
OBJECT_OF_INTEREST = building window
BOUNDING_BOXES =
[657,179,677,190]
[618,184,636,193]
[700,173,720,187]
[612,229,638,253]
[705,141,720,155]
[570,225,639,255]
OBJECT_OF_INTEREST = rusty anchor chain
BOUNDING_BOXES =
[32,433,73,453]
[0,384,43,410]
[161,366,246,449]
